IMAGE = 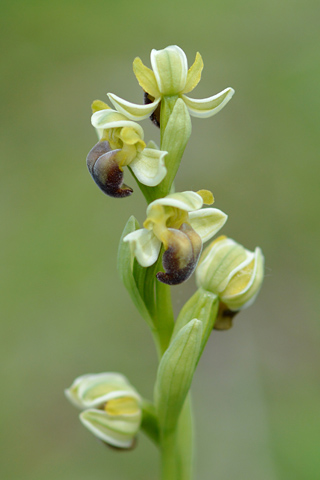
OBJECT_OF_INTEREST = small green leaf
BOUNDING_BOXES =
[155,319,202,433]
[173,288,219,363]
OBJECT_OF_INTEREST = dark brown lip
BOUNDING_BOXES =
[86,141,133,198]
[157,223,202,285]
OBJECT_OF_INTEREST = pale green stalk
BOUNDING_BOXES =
[142,288,193,479]
[161,430,179,480]
[177,395,194,480]
[156,99,194,480]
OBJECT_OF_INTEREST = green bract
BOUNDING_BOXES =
[65,373,142,449]
[157,97,191,197]
[155,319,202,433]
[107,45,235,121]
[173,288,219,361]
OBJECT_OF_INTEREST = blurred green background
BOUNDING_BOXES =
[1,0,320,478]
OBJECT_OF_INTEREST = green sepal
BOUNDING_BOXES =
[141,399,160,446]
[173,288,219,363]
[117,216,154,328]
[155,319,202,434]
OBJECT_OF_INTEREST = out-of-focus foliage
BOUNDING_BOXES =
[1,0,319,479]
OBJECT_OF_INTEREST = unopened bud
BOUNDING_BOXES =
[65,373,142,449]
[196,236,264,312]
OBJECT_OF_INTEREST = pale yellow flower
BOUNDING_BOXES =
[124,190,227,285]
[87,103,167,197]
[107,45,235,123]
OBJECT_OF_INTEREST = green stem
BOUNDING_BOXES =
[177,395,194,480]
[161,430,179,480]
[155,283,193,479]
[155,280,174,356]
[132,93,194,479]
[128,166,160,204]
[141,249,174,358]
[160,397,194,480]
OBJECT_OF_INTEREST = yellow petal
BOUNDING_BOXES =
[118,126,145,147]
[105,396,140,416]
[133,57,160,98]
[196,189,214,205]
[117,143,138,167]
[147,191,204,216]
[223,258,255,296]
[91,99,111,113]
[182,52,204,94]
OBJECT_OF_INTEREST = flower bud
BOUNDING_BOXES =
[196,236,264,312]
[65,373,142,449]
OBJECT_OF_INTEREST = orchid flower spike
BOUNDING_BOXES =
[124,190,227,285]
[107,45,235,125]
[65,373,142,449]
[87,101,167,197]
[196,236,264,328]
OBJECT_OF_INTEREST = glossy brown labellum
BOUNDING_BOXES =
[157,223,202,285]
[86,141,133,198]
